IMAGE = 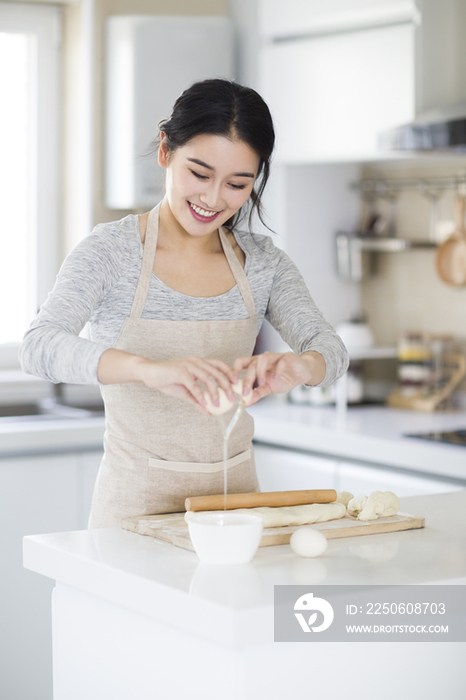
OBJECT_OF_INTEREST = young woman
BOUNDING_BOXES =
[19,79,349,528]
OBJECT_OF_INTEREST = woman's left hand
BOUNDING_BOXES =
[232,351,326,405]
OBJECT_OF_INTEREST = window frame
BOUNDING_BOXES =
[0,2,62,368]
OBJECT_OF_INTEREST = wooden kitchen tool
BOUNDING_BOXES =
[436,193,466,286]
[121,511,425,549]
[185,489,337,512]
[387,352,466,411]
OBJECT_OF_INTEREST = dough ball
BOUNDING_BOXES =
[203,388,236,415]
[358,491,399,521]
[231,378,254,406]
[290,527,328,558]
[335,491,354,508]
[348,494,368,517]
[348,491,400,521]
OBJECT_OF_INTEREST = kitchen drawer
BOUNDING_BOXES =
[253,441,464,498]
[254,442,337,491]
[334,460,465,498]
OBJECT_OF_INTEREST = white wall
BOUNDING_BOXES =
[226,0,259,88]
[283,163,362,327]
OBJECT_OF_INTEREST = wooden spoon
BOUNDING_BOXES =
[436,194,466,286]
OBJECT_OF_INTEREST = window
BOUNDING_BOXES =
[0,3,61,365]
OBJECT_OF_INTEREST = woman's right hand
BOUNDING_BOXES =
[140,356,238,414]
[97,349,236,415]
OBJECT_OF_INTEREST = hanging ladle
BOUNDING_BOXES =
[435,190,466,286]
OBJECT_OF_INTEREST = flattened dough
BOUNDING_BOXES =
[185,502,347,528]
[348,491,399,521]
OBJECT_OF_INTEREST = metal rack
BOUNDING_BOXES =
[336,173,466,280]
[350,173,466,196]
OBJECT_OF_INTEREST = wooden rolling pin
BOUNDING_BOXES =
[185,489,337,512]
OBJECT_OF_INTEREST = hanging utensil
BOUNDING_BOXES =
[436,192,466,286]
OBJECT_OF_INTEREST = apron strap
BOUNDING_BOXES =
[219,228,256,318]
[130,204,256,319]
[130,204,161,318]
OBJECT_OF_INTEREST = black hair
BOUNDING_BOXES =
[157,79,275,232]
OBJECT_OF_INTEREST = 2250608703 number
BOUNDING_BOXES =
[366,602,446,614]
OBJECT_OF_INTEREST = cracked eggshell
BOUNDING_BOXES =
[203,378,254,415]
[290,527,328,558]
[231,378,254,406]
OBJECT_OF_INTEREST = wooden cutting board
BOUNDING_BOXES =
[121,511,425,551]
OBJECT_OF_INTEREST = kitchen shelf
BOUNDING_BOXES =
[351,174,466,195]
[336,347,397,415]
[348,347,397,361]
[336,232,437,281]
[349,237,436,252]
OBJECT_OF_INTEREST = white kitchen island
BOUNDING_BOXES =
[23,491,466,700]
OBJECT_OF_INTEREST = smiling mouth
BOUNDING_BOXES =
[188,201,221,221]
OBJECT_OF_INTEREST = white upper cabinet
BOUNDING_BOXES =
[259,0,419,39]
[260,22,415,163]
[259,0,466,162]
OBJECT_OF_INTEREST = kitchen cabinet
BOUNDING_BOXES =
[260,22,415,162]
[332,458,463,496]
[0,449,102,700]
[259,0,419,40]
[259,0,466,162]
[254,442,337,491]
[253,441,464,497]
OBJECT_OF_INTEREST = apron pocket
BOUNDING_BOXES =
[148,448,252,473]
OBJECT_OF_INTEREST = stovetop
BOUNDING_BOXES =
[405,428,466,447]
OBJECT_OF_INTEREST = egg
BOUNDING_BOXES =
[203,388,236,415]
[203,378,254,415]
[289,527,328,558]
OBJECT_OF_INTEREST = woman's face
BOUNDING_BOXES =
[158,133,260,237]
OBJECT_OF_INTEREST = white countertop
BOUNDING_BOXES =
[248,396,466,481]
[23,491,466,648]
[0,416,105,457]
[2,393,465,481]
[2,396,465,486]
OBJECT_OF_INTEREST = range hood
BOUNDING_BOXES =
[379,101,466,152]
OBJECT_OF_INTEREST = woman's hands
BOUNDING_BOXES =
[97,348,326,414]
[97,349,236,415]
[231,350,326,405]
[139,356,238,415]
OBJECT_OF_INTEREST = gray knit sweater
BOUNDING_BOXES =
[19,214,349,386]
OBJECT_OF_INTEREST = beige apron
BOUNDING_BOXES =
[89,203,259,528]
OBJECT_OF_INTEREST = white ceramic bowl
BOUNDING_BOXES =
[187,511,263,565]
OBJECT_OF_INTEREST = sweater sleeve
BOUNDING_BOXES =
[18,225,125,384]
[265,249,349,387]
